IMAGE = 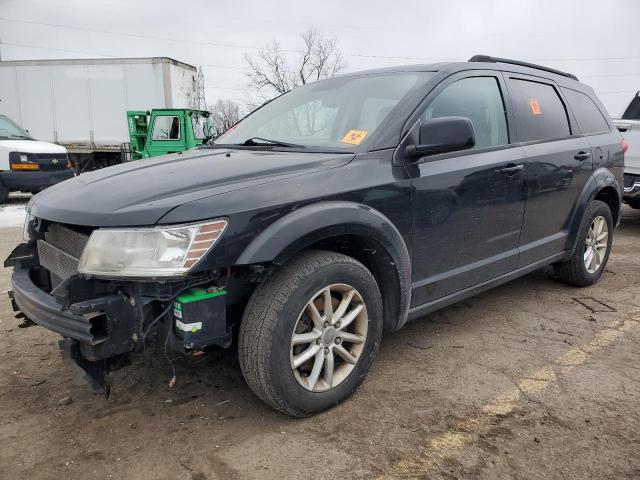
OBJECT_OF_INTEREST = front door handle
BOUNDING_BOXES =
[574,151,591,161]
[496,164,524,175]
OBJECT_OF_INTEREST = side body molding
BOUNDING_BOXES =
[236,201,412,331]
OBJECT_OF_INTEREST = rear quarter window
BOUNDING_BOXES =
[508,78,571,142]
[562,88,610,135]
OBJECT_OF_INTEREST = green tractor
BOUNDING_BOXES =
[126,109,213,160]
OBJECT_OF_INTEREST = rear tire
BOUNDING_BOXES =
[238,250,383,417]
[555,200,613,287]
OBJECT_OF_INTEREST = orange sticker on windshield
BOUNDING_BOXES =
[529,98,542,115]
[341,129,368,145]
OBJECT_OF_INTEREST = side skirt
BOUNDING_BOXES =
[406,251,570,322]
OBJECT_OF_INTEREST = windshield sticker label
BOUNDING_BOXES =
[341,130,368,145]
[529,98,542,115]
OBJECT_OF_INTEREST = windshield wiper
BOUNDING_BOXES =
[8,135,33,140]
[241,137,306,149]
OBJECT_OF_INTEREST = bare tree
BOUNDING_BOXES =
[208,99,241,136]
[244,28,346,106]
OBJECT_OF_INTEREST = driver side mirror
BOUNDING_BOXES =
[406,116,475,158]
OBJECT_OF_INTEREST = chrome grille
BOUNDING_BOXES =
[37,224,90,288]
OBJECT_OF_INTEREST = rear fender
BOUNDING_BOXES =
[566,168,621,251]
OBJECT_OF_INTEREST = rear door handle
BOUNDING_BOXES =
[574,151,591,161]
[496,164,524,175]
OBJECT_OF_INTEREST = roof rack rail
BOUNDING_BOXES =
[468,55,579,81]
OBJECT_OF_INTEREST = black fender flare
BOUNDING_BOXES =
[566,167,621,251]
[236,201,412,331]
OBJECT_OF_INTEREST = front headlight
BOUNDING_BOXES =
[23,214,35,242]
[77,219,228,277]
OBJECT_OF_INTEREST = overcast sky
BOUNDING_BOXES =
[1,0,639,115]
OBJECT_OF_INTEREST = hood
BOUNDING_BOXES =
[30,148,353,227]
[0,139,68,154]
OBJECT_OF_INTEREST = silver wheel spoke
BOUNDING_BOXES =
[584,248,593,263]
[324,350,334,388]
[293,344,321,369]
[323,288,333,321]
[334,344,357,365]
[306,350,325,390]
[332,290,354,324]
[596,231,608,243]
[594,247,604,265]
[589,250,598,271]
[338,331,365,344]
[337,303,364,331]
[306,302,323,329]
[292,329,322,346]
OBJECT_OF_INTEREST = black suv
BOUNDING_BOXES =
[5,56,625,417]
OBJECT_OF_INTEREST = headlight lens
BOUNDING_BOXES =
[77,219,228,277]
[23,214,35,242]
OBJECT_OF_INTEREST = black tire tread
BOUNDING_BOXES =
[555,200,612,287]
[238,250,375,416]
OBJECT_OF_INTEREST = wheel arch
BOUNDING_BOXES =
[567,168,621,252]
[236,201,412,331]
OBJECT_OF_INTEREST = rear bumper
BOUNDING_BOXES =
[0,169,74,192]
[623,174,640,202]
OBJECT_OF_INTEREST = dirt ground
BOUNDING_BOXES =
[1,204,639,480]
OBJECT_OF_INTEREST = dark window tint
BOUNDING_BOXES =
[421,77,508,149]
[562,88,610,135]
[508,79,570,142]
[622,94,640,120]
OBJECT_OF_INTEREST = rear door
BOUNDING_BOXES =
[562,87,623,183]
[505,75,593,266]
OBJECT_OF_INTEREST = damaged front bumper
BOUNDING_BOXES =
[5,242,231,392]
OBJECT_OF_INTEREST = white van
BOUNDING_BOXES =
[0,114,73,202]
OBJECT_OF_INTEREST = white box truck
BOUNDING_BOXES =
[0,57,198,171]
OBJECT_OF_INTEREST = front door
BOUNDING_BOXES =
[146,114,186,158]
[408,73,527,307]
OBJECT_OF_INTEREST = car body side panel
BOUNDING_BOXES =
[166,150,414,274]
[517,137,594,266]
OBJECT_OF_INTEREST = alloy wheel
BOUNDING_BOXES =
[290,284,368,392]
[584,215,608,274]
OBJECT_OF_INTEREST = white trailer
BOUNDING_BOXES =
[0,57,197,170]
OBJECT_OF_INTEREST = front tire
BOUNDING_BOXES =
[555,200,613,287]
[238,250,383,417]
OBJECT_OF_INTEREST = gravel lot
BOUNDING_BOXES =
[1,205,639,479]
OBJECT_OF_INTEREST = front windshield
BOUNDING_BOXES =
[216,72,433,150]
[0,115,33,140]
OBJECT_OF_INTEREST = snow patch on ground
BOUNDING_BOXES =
[0,204,27,227]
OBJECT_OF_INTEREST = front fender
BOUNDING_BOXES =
[236,201,412,330]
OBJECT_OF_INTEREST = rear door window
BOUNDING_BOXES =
[562,88,610,135]
[508,78,570,142]
[420,76,509,149]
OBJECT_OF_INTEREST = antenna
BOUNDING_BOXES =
[194,66,207,110]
